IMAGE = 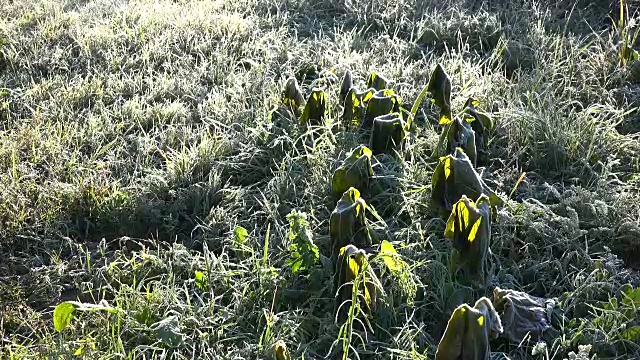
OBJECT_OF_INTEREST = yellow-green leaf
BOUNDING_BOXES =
[444,157,452,179]
[439,113,452,125]
[54,302,77,332]
[468,218,482,243]
[380,240,400,272]
[348,257,360,277]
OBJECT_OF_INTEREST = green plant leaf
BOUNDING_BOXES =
[427,63,452,125]
[366,71,388,91]
[273,340,292,360]
[234,226,249,244]
[369,112,406,155]
[284,210,319,274]
[406,84,429,130]
[622,326,640,342]
[54,302,77,332]
[195,271,208,291]
[340,70,353,104]
[621,287,640,308]
[151,316,184,348]
[380,240,401,272]
[299,88,327,126]
[53,300,118,333]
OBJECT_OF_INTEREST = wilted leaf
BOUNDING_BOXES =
[333,245,384,323]
[369,113,406,155]
[442,117,477,166]
[427,64,452,125]
[330,188,372,260]
[340,70,353,104]
[445,195,492,285]
[342,87,375,128]
[331,145,373,200]
[282,77,304,114]
[435,297,503,360]
[273,340,291,360]
[492,287,556,344]
[300,88,327,126]
[363,89,401,128]
[366,71,388,91]
[432,148,503,212]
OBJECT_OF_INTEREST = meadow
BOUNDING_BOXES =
[1,0,640,359]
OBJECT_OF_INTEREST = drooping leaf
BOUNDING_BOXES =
[363,89,401,128]
[432,148,503,212]
[299,88,327,126]
[54,302,77,332]
[342,87,375,128]
[151,316,184,348]
[273,340,292,360]
[369,113,406,155]
[331,144,374,200]
[492,287,557,344]
[435,297,503,360]
[463,97,494,163]
[333,245,384,323]
[330,188,372,260]
[281,77,305,115]
[445,195,493,285]
[441,116,477,166]
[366,71,388,91]
[53,300,118,333]
[340,70,353,104]
[427,63,452,125]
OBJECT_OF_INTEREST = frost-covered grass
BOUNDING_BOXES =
[1,0,640,358]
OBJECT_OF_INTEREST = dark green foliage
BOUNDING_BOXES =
[342,87,375,129]
[333,244,383,323]
[284,210,319,274]
[300,88,327,126]
[340,70,353,104]
[445,195,492,285]
[463,97,494,162]
[427,63,452,124]
[363,89,401,128]
[331,145,373,201]
[330,188,372,260]
[441,116,477,166]
[432,148,503,212]
[492,287,557,344]
[435,297,503,360]
[366,71,388,91]
[369,113,406,155]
